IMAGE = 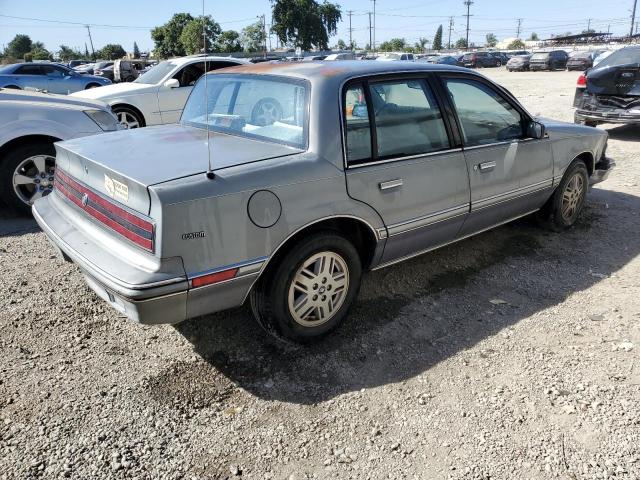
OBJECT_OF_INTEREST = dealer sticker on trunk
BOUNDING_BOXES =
[104,174,129,203]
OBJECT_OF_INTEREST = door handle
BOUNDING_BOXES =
[476,161,496,172]
[379,179,403,190]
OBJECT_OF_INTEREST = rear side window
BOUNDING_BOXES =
[344,85,372,163]
[444,78,524,147]
[15,65,42,75]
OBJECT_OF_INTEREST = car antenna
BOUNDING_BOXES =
[203,0,215,180]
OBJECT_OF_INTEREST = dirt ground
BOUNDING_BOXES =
[1,68,639,480]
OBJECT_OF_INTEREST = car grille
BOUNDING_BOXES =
[54,169,155,252]
[596,95,640,109]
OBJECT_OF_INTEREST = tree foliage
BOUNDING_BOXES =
[151,13,194,58]
[215,30,242,52]
[336,39,347,50]
[454,37,468,49]
[133,42,140,58]
[485,33,497,47]
[416,36,430,53]
[58,45,81,61]
[379,37,406,52]
[6,34,33,59]
[432,26,443,50]
[271,0,341,50]
[179,15,222,55]
[507,38,525,49]
[241,21,266,53]
[98,44,126,60]
[529,32,539,41]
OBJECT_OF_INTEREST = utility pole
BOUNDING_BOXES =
[448,16,454,49]
[368,12,372,51]
[258,14,267,58]
[633,0,639,37]
[348,10,353,50]
[85,25,95,60]
[463,0,473,50]
[587,18,592,32]
[516,18,523,38]
[372,0,377,52]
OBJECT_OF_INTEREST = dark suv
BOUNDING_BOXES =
[529,50,568,71]
[462,52,501,68]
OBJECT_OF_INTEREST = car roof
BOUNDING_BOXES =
[168,55,250,66]
[214,60,470,84]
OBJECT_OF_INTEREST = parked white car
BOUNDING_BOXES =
[0,88,119,213]
[71,55,249,128]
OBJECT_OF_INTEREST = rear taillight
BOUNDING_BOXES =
[54,169,155,252]
[577,74,587,87]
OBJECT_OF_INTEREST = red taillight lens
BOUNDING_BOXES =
[191,268,239,288]
[577,74,587,87]
[54,169,155,252]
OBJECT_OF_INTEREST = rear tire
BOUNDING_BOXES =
[538,160,589,230]
[0,141,56,215]
[250,232,362,344]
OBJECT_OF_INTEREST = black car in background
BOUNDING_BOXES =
[462,51,501,68]
[74,61,113,76]
[573,46,640,127]
[529,50,569,71]
[489,52,509,65]
[93,64,114,82]
[566,51,601,71]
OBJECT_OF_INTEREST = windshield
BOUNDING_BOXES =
[181,74,308,149]
[134,60,178,84]
[596,47,640,69]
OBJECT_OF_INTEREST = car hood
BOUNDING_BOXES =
[56,124,304,188]
[536,116,601,138]
[71,81,156,99]
[0,88,108,110]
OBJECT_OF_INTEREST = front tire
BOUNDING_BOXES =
[250,233,362,343]
[540,160,589,230]
[112,105,144,129]
[0,142,56,215]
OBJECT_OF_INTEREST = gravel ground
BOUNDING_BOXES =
[1,68,639,480]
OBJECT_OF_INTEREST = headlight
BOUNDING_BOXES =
[84,109,120,131]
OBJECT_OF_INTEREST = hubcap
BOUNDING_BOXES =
[254,102,280,126]
[116,111,138,129]
[561,172,585,222]
[12,155,56,206]
[287,251,350,327]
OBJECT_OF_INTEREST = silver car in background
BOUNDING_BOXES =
[34,62,614,343]
[0,88,119,213]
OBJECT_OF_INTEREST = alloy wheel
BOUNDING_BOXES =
[561,172,585,222]
[115,111,139,129]
[12,155,56,206]
[254,101,281,126]
[287,251,350,327]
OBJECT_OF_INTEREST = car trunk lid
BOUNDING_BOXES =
[53,123,303,216]
[587,63,640,96]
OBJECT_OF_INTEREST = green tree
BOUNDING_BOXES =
[84,43,90,58]
[416,36,430,53]
[98,44,126,60]
[214,30,242,52]
[271,0,342,50]
[336,39,347,50]
[151,13,194,58]
[133,41,140,58]
[30,47,51,60]
[507,39,525,49]
[241,21,266,52]
[485,33,497,47]
[179,16,222,55]
[454,37,468,49]
[6,34,33,59]
[529,32,539,41]
[379,37,406,52]
[58,45,80,62]
[432,25,443,50]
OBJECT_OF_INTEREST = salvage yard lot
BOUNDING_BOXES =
[1,68,639,480]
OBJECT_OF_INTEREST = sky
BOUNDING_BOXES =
[0,0,637,54]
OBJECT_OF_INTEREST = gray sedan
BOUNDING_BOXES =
[34,62,614,343]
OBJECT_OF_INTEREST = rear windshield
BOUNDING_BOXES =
[181,74,309,149]
[569,51,591,58]
[596,47,640,69]
[463,53,474,59]
[531,52,549,60]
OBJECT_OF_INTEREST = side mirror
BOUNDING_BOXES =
[527,120,546,139]
[163,78,179,89]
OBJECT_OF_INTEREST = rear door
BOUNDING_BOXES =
[438,74,554,235]
[13,64,45,90]
[343,75,470,263]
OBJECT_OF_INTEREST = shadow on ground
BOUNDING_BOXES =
[0,208,38,237]
[174,188,640,405]
[606,124,640,142]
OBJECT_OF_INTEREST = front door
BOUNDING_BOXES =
[343,78,470,264]
[440,76,554,236]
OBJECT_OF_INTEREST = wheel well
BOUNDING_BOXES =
[574,152,594,176]
[111,103,146,127]
[4,85,21,90]
[85,82,101,89]
[264,217,379,275]
[0,135,59,165]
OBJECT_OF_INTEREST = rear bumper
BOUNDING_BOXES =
[590,157,615,186]
[575,109,640,124]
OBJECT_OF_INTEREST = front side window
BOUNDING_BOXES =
[42,65,66,78]
[181,74,308,148]
[444,78,524,147]
[370,80,449,158]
